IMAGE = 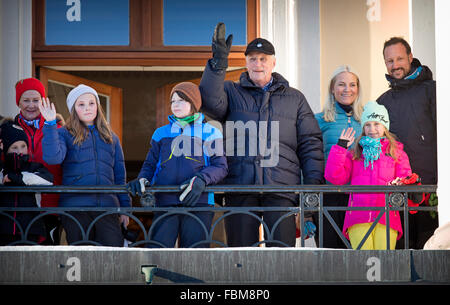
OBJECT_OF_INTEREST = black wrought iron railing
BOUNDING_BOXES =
[0,184,437,249]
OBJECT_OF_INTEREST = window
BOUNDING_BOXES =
[33,0,259,67]
[163,0,247,46]
[45,0,130,46]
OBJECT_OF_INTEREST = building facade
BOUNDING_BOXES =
[1,0,448,225]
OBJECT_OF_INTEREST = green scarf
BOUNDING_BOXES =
[174,113,200,127]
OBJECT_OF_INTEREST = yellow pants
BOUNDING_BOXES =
[348,223,398,250]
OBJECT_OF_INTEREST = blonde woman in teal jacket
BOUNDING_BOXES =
[314,65,364,248]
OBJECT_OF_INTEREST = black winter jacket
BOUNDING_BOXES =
[377,58,437,184]
[199,61,324,202]
[0,153,52,237]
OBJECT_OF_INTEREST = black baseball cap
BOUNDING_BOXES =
[245,38,275,56]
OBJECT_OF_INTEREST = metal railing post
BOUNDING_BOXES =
[385,192,391,250]
[0,184,437,249]
[299,192,305,248]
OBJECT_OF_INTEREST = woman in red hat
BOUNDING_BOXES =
[14,77,63,244]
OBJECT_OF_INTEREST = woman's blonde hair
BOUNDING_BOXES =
[65,100,113,146]
[322,65,364,122]
[352,125,399,162]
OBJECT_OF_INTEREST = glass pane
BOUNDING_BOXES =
[163,0,247,46]
[45,0,129,46]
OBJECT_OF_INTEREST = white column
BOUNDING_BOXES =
[409,0,436,76]
[0,0,33,118]
[435,0,450,226]
[297,0,320,113]
[259,0,321,113]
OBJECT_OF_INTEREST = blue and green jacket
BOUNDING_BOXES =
[138,113,228,206]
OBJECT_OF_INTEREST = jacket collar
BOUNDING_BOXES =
[168,113,204,128]
[239,71,289,92]
[379,137,404,151]
[335,102,354,115]
[16,113,45,131]
[385,58,433,90]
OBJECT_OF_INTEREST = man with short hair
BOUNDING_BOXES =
[199,23,324,247]
[377,37,438,249]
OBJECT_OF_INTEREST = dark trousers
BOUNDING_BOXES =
[61,211,124,247]
[41,214,62,245]
[224,194,296,247]
[314,193,348,249]
[397,210,439,249]
[0,234,40,246]
[148,205,214,248]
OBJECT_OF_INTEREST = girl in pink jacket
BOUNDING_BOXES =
[325,101,412,250]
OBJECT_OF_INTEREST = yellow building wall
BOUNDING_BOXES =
[320,0,409,109]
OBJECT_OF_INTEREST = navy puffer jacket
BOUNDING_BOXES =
[199,61,324,202]
[137,114,228,207]
[42,124,131,208]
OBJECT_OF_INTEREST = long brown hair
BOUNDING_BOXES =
[65,102,113,146]
[352,126,399,162]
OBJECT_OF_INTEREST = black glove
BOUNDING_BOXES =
[179,176,206,207]
[5,172,24,185]
[210,22,233,70]
[337,138,349,148]
[4,153,29,173]
[408,192,425,204]
[127,177,149,197]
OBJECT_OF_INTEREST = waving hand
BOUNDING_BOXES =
[38,97,57,122]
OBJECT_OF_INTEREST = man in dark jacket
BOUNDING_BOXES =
[199,23,324,247]
[377,37,438,249]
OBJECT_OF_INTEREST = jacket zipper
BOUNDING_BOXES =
[30,130,36,160]
[21,120,36,160]
[90,128,100,206]
[13,154,18,235]
[349,193,353,215]
[13,193,18,235]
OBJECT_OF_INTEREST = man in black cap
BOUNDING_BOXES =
[199,23,324,247]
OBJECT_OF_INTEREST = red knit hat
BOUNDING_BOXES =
[15,78,46,106]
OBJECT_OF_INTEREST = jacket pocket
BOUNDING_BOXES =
[71,175,83,184]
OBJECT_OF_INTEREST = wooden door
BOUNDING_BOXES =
[39,67,123,142]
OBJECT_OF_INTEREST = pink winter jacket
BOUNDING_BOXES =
[325,138,412,240]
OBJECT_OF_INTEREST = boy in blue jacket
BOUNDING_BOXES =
[128,82,228,248]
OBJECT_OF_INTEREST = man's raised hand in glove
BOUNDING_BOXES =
[210,22,233,70]
[127,177,149,197]
[179,176,206,206]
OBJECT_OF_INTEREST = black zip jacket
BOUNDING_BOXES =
[0,153,52,236]
[377,58,437,184]
[200,61,324,203]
